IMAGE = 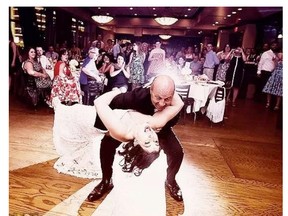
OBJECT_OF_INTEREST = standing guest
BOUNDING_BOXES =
[48,49,81,107]
[112,39,123,61]
[109,53,130,93]
[225,47,247,107]
[239,48,258,98]
[190,55,203,76]
[193,46,201,59]
[185,46,194,62]
[215,44,232,82]
[175,47,186,60]
[104,38,114,54]
[262,52,282,110]
[127,42,146,90]
[141,42,150,81]
[92,34,105,49]
[202,43,219,80]
[165,54,178,75]
[36,46,54,80]
[123,42,133,65]
[255,42,278,102]
[95,41,102,50]
[22,47,51,107]
[146,41,166,80]
[87,75,185,203]
[256,43,270,63]
[45,45,59,65]
[9,31,21,93]
[99,53,114,93]
[69,43,82,62]
[80,47,103,105]
[95,49,105,70]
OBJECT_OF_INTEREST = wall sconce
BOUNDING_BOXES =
[159,34,172,40]
[92,15,113,24]
[155,17,178,26]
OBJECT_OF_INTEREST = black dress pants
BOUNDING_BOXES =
[254,70,271,102]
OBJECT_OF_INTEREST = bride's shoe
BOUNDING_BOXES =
[265,102,270,108]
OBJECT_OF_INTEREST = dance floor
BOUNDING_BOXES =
[9,95,283,215]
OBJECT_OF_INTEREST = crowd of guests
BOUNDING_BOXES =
[9,33,282,111]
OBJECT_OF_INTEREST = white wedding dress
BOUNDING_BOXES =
[51,98,167,215]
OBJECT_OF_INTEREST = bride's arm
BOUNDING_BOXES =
[147,92,184,130]
[94,90,134,142]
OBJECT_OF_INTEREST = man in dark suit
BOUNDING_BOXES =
[87,75,185,202]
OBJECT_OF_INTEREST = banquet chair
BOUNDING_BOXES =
[175,84,194,124]
[83,76,105,106]
[206,86,226,127]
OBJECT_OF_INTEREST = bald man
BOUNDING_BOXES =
[88,75,184,202]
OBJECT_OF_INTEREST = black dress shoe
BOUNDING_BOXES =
[87,179,114,202]
[165,180,183,202]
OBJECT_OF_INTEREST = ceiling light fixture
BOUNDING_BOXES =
[155,17,178,26]
[159,34,171,40]
[91,15,113,24]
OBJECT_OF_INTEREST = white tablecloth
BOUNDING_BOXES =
[187,81,220,112]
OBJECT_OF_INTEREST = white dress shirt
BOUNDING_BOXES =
[257,49,276,74]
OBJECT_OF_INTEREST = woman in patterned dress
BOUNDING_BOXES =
[127,41,146,90]
[262,52,283,110]
[22,47,51,107]
[215,44,233,82]
[48,48,81,107]
[146,41,166,80]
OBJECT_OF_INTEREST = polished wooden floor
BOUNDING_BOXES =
[9,95,283,216]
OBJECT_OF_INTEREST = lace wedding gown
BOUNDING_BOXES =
[52,99,166,215]
[53,98,104,179]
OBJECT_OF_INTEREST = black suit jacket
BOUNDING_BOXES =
[94,87,179,131]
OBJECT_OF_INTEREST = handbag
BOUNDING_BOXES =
[35,76,52,89]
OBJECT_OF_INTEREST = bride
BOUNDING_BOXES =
[53,88,163,177]
[52,89,168,215]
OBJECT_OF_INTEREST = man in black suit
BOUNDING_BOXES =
[87,75,185,202]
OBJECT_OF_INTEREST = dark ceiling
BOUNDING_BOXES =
[60,7,282,37]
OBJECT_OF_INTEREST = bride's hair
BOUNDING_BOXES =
[118,141,160,176]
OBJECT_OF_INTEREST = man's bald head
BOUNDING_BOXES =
[150,75,175,111]
[151,75,175,93]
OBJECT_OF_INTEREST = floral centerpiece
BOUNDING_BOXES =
[69,59,79,73]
